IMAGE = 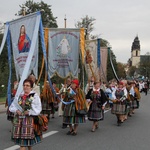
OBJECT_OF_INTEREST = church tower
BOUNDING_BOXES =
[131,36,140,67]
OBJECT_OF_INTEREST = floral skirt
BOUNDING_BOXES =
[63,103,86,124]
[12,116,42,147]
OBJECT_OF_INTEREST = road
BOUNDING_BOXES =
[0,92,150,150]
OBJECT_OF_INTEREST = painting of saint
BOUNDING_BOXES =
[18,25,31,53]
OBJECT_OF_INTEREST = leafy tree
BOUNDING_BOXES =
[0,22,4,34]
[139,55,150,78]
[107,49,118,81]
[75,15,96,40]
[128,66,136,77]
[117,62,126,79]
[18,0,58,28]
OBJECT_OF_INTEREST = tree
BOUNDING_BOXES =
[117,62,126,79]
[18,0,58,28]
[139,55,150,78]
[107,49,118,81]
[0,22,4,34]
[128,66,136,77]
[75,15,96,40]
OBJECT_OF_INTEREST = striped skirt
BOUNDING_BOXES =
[63,103,86,124]
[11,116,42,147]
[131,99,138,109]
[111,101,126,115]
[88,101,104,121]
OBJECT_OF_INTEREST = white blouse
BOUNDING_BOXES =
[9,91,42,116]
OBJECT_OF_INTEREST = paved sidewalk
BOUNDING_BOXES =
[0,103,7,113]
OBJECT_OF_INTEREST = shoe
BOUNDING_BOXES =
[91,128,95,132]
[67,130,74,135]
[128,114,132,117]
[62,123,67,129]
[117,120,121,126]
[95,125,99,129]
[71,131,77,136]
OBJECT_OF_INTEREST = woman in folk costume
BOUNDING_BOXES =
[40,81,58,120]
[129,81,141,114]
[86,81,107,132]
[9,79,42,150]
[62,79,87,136]
[111,81,128,126]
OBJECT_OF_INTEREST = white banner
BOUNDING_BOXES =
[9,14,39,80]
[85,39,100,81]
[48,29,80,78]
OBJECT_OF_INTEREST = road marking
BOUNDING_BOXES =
[4,109,111,150]
[43,131,58,138]
[4,131,58,150]
[104,109,111,113]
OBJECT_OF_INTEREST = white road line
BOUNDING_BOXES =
[43,131,58,138]
[4,109,111,150]
[4,131,58,150]
[104,109,111,113]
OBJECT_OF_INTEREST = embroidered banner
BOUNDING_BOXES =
[85,39,100,81]
[9,13,39,80]
[85,39,108,81]
[48,29,80,78]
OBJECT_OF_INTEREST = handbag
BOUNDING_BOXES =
[76,109,87,115]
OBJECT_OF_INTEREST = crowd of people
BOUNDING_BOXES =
[6,74,149,150]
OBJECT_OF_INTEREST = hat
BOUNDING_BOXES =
[119,81,124,85]
[72,79,79,87]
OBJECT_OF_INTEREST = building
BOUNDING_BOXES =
[130,36,140,67]
[128,36,150,78]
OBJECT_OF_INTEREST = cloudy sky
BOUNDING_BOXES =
[0,0,150,63]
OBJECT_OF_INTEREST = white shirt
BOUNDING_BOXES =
[9,91,42,116]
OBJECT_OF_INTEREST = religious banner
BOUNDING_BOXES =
[85,39,100,81]
[48,28,80,78]
[9,13,39,80]
[99,47,108,81]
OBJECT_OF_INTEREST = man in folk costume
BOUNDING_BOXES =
[86,80,107,132]
[111,81,128,126]
[62,79,87,136]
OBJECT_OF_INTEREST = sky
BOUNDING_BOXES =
[0,0,150,63]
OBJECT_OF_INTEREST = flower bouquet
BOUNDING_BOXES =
[18,93,34,118]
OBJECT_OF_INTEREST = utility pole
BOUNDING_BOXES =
[64,15,67,28]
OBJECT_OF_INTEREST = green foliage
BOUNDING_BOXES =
[117,62,126,79]
[107,49,118,81]
[19,0,58,28]
[128,66,136,77]
[75,15,96,40]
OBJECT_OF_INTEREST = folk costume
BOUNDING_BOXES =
[128,82,141,115]
[111,82,127,126]
[40,81,59,120]
[9,91,42,147]
[62,79,87,135]
[86,88,107,122]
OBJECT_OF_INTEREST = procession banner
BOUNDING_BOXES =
[9,13,39,80]
[85,39,100,81]
[99,47,108,81]
[48,28,80,78]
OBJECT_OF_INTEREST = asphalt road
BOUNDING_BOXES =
[0,91,150,150]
